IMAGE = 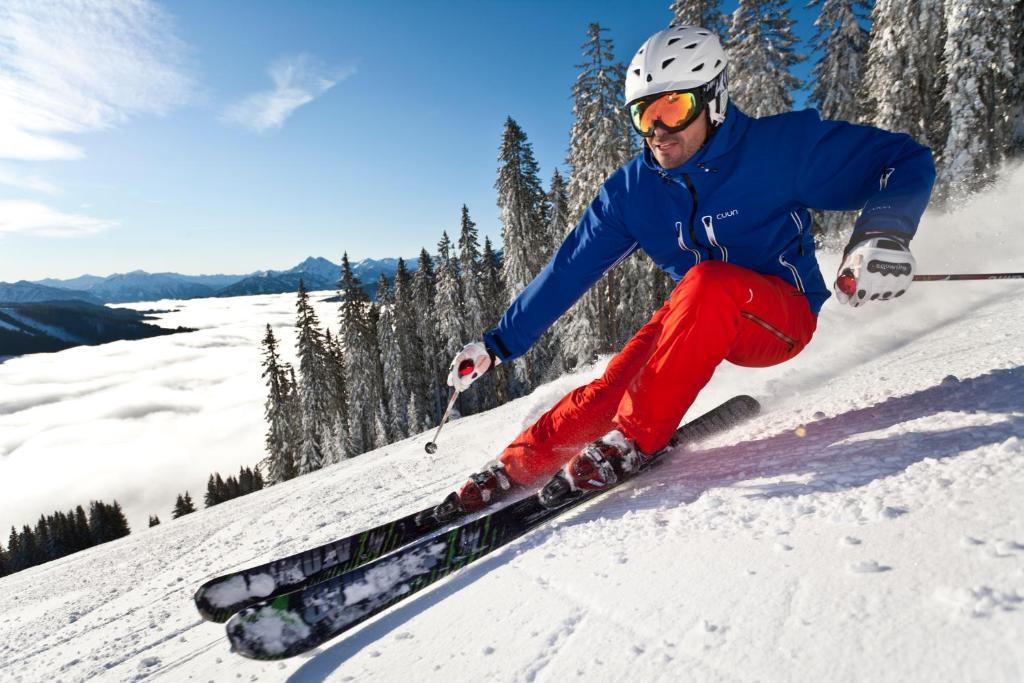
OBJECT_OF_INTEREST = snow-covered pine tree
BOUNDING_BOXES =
[337,253,387,455]
[376,273,409,437]
[261,324,298,483]
[860,0,947,151]
[478,237,509,408]
[456,206,488,414]
[392,258,427,426]
[561,23,637,367]
[496,117,548,390]
[413,248,445,420]
[148,515,160,527]
[323,329,351,463]
[294,279,332,474]
[807,0,871,245]
[669,0,727,36]
[537,169,572,375]
[727,0,804,118]
[435,231,465,380]
[938,0,1019,200]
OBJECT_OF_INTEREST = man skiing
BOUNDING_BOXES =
[442,26,935,512]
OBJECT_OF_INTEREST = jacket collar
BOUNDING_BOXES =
[640,103,750,176]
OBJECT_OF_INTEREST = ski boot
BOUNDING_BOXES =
[539,430,648,508]
[431,461,515,523]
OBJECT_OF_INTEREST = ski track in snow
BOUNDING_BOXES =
[2,169,1024,681]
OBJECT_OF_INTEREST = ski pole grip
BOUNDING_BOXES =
[458,359,475,377]
[837,269,857,297]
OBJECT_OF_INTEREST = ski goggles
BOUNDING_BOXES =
[628,89,703,138]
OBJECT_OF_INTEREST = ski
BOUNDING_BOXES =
[225,395,760,660]
[194,500,460,623]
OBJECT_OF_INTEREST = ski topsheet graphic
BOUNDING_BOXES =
[194,502,455,623]
[225,395,761,660]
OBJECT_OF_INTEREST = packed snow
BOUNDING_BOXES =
[1,165,1023,680]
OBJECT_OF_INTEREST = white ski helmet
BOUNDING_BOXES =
[625,26,729,127]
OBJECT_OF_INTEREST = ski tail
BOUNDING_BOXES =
[225,394,761,660]
[193,504,446,622]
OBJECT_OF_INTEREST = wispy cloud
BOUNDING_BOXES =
[223,54,354,134]
[0,0,196,162]
[0,199,118,237]
[0,163,59,194]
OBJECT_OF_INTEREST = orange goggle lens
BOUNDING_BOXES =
[629,91,700,137]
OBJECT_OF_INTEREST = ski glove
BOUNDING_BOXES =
[446,341,498,392]
[835,231,916,307]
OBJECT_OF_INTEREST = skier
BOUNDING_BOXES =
[443,26,935,511]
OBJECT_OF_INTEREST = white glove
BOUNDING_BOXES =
[446,341,497,392]
[835,232,916,307]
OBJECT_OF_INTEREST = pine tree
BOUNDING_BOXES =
[435,231,465,375]
[938,0,1019,199]
[261,324,299,483]
[337,253,386,455]
[392,258,427,429]
[148,515,161,527]
[538,169,572,375]
[496,117,550,390]
[7,527,22,573]
[73,505,90,551]
[204,474,220,507]
[479,237,510,406]
[456,205,489,414]
[727,0,804,117]
[323,329,352,464]
[413,248,444,419]
[808,0,871,244]
[669,0,727,36]
[0,540,9,577]
[861,0,947,150]
[109,501,130,539]
[172,492,196,519]
[294,279,333,474]
[376,272,409,436]
[561,24,638,368]
[18,525,39,569]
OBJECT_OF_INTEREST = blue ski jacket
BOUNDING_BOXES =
[484,104,935,362]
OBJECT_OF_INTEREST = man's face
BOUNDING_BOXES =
[646,110,710,169]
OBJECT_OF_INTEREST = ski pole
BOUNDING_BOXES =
[912,272,1024,282]
[424,359,475,454]
[837,271,1024,296]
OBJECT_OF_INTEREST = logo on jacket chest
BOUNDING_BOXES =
[715,209,739,220]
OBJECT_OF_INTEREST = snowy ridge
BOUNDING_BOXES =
[1,166,1023,680]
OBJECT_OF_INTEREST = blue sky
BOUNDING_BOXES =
[0,1,820,282]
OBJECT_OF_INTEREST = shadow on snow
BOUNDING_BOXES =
[289,364,1023,679]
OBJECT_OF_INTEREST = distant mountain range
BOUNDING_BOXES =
[3,256,415,306]
[0,300,192,359]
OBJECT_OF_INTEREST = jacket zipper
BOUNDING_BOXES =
[680,173,712,260]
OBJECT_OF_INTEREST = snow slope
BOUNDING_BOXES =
[2,167,1023,681]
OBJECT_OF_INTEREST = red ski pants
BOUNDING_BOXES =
[498,261,817,485]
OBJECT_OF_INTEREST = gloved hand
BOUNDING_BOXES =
[446,341,497,392]
[835,231,916,307]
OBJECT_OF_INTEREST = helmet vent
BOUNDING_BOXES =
[714,59,722,68]
[685,42,698,49]
[661,58,675,69]
[691,63,705,72]
[697,32,708,36]
[638,48,645,54]
[667,37,680,46]
[646,74,653,82]
[633,68,641,76]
